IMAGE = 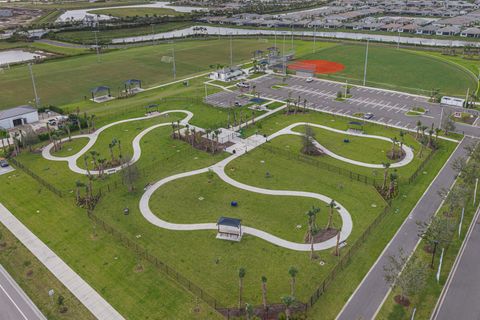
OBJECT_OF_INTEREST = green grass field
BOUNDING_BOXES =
[0,38,279,107]
[88,7,182,17]
[304,43,477,96]
[0,39,476,108]
[51,21,195,44]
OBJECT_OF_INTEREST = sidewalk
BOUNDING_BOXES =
[336,137,473,320]
[0,203,125,320]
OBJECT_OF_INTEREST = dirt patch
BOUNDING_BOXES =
[134,264,144,273]
[305,228,339,243]
[394,295,411,307]
[288,60,345,74]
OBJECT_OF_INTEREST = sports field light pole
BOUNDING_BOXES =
[313,25,317,53]
[28,63,40,108]
[230,33,233,67]
[459,207,465,237]
[363,38,370,86]
[171,46,176,81]
[283,33,287,76]
[274,25,277,49]
[93,30,100,62]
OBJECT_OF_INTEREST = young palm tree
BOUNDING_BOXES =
[415,120,422,139]
[288,266,298,297]
[83,154,91,178]
[261,276,267,310]
[281,295,295,320]
[238,267,246,309]
[382,162,390,191]
[388,172,398,198]
[326,200,338,230]
[335,228,342,256]
[245,303,254,320]
[75,180,85,204]
[90,150,99,169]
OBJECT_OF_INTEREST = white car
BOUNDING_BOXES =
[236,82,250,88]
[306,77,314,83]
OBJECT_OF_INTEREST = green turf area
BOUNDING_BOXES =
[0,171,221,319]
[243,111,428,180]
[305,138,457,319]
[0,223,95,319]
[0,38,280,107]
[149,172,341,242]
[52,137,90,157]
[302,43,477,96]
[51,22,195,44]
[88,7,182,17]
[291,125,400,164]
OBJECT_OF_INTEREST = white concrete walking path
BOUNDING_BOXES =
[41,110,415,251]
[42,110,193,175]
[0,203,125,320]
[271,122,414,169]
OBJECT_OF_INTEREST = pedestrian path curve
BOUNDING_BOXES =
[40,110,416,251]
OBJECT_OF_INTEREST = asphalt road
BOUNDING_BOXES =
[246,74,480,138]
[432,204,480,320]
[335,137,474,320]
[0,264,46,320]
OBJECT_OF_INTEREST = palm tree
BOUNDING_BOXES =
[335,228,342,256]
[288,266,298,297]
[171,122,176,139]
[382,162,391,191]
[238,267,246,309]
[75,180,85,204]
[326,200,338,230]
[435,128,441,142]
[117,139,123,160]
[83,154,91,178]
[281,295,295,320]
[261,276,267,310]
[388,172,398,198]
[391,137,398,158]
[90,150,99,169]
[415,120,422,139]
[245,303,254,320]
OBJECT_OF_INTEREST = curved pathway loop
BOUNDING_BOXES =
[41,110,415,251]
[270,122,414,169]
[42,110,193,175]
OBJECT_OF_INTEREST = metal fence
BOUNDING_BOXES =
[262,144,383,186]
[87,212,222,310]
[9,158,64,197]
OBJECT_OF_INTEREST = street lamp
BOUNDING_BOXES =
[430,240,439,269]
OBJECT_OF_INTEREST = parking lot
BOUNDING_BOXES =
[205,91,252,108]
[242,74,474,133]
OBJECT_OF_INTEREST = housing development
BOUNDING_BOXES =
[0,0,479,320]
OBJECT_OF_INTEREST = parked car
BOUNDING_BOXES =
[236,82,250,88]
[306,77,314,83]
[363,113,374,120]
[0,159,9,168]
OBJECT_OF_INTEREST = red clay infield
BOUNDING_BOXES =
[288,60,345,74]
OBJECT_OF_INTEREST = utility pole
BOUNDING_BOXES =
[465,87,470,108]
[229,33,234,66]
[274,25,277,49]
[363,38,369,86]
[313,24,317,53]
[93,30,100,62]
[28,63,40,108]
[291,24,294,51]
[283,33,286,76]
[172,46,176,81]
[397,30,400,49]
[474,177,479,205]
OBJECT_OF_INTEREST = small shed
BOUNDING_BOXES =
[216,216,242,241]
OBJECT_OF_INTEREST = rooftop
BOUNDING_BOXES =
[0,105,36,121]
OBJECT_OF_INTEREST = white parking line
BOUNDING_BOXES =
[395,121,402,126]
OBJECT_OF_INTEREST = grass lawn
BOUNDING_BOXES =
[377,175,479,319]
[0,38,278,107]
[149,172,342,242]
[52,137,90,157]
[51,22,195,45]
[88,7,182,17]
[0,171,221,320]
[301,43,477,96]
[291,124,399,164]
[244,111,428,179]
[0,223,95,319]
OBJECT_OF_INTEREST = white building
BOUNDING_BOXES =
[0,106,39,129]
[209,67,246,82]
